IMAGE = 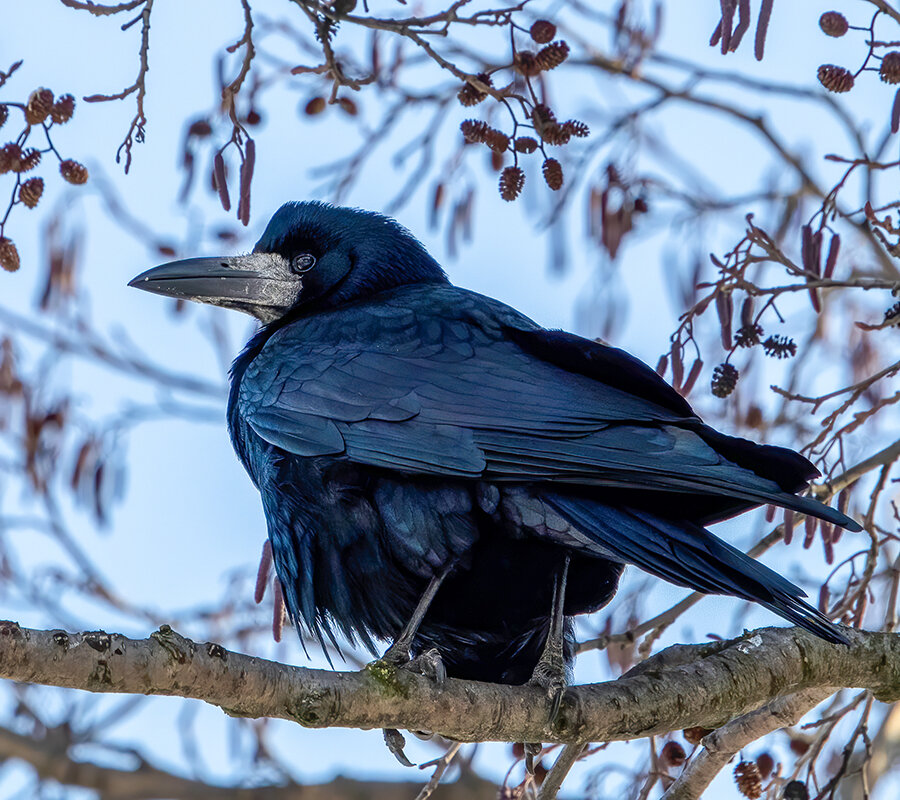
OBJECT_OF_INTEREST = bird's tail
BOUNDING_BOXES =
[543,494,849,645]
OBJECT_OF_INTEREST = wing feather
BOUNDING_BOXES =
[237,287,858,529]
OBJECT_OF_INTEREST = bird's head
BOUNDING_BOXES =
[128,202,447,322]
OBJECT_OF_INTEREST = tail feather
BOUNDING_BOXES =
[613,472,861,532]
[756,491,860,532]
[544,495,849,645]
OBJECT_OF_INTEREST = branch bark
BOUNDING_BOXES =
[0,623,898,746]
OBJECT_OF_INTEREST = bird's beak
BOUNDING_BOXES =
[128,253,299,321]
[129,255,277,302]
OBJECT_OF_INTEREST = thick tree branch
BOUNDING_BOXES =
[0,623,898,746]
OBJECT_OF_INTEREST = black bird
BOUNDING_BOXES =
[130,202,860,691]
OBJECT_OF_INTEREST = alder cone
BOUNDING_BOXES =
[458,83,485,106]
[683,727,714,745]
[50,94,75,124]
[711,363,739,397]
[540,124,570,146]
[457,73,492,106]
[499,166,524,201]
[880,52,900,84]
[483,128,510,153]
[755,752,774,780]
[188,119,213,137]
[304,96,326,115]
[733,761,762,799]
[60,159,89,184]
[542,157,563,190]
[562,119,590,138]
[514,136,538,154]
[817,64,854,93]
[530,20,556,44]
[536,41,569,71]
[0,143,20,174]
[13,148,41,173]
[337,96,357,116]
[819,11,848,37]
[0,238,20,272]
[25,88,54,125]
[515,51,542,77]
[461,119,490,143]
[660,741,686,768]
[18,177,44,208]
[531,103,557,140]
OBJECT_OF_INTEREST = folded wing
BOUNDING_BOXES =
[238,289,858,531]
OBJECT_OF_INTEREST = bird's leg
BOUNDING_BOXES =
[522,555,571,773]
[528,554,571,721]
[379,564,454,767]
[380,561,452,682]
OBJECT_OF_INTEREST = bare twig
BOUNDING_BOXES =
[537,743,587,800]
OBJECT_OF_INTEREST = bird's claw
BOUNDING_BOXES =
[528,656,568,724]
[383,728,415,767]
[522,661,565,769]
[408,647,447,684]
[523,742,543,775]
[377,645,446,684]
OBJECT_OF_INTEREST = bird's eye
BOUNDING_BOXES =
[290,253,316,274]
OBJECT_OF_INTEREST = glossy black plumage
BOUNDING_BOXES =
[134,202,861,684]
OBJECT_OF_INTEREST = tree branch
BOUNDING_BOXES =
[537,743,587,800]
[0,721,495,800]
[659,687,835,800]
[0,623,898,746]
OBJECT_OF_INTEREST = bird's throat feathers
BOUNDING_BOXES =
[254,201,448,311]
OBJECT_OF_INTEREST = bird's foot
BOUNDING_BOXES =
[528,650,569,723]
[524,656,566,774]
[407,647,447,684]
[377,644,446,684]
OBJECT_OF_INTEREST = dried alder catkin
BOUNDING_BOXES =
[542,158,563,190]
[499,166,525,201]
[60,159,88,184]
[50,94,75,124]
[24,88,54,126]
[819,11,848,37]
[817,64,854,92]
[18,177,43,209]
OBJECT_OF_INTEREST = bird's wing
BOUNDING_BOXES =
[237,287,856,528]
